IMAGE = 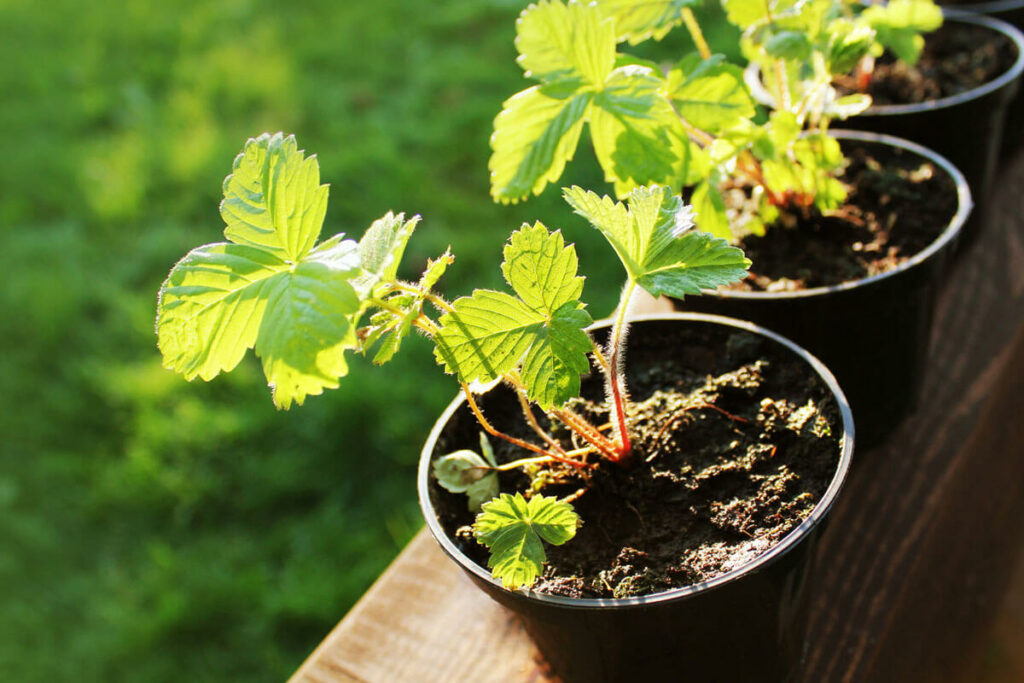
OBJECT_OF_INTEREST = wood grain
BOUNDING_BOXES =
[290,152,1024,683]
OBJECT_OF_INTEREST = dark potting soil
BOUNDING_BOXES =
[428,321,843,599]
[835,21,1018,105]
[728,139,959,291]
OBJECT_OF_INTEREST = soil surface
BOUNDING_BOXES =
[835,21,1018,105]
[728,139,959,291]
[428,320,843,599]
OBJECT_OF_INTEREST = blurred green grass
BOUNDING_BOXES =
[0,0,738,679]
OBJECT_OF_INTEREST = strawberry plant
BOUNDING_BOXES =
[156,132,749,588]
[488,0,940,239]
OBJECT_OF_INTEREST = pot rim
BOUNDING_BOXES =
[417,312,855,610]
[697,129,971,301]
[943,0,1024,14]
[744,12,1024,117]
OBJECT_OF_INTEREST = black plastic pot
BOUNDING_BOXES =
[745,12,1023,244]
[418,313,854,683]
[940,1,1024,155]
[681,131,971,448]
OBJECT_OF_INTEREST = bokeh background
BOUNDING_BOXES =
[0,0,736,679]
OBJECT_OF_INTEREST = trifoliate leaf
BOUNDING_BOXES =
[220,132,328,262]
[594,0,696,45]
[563,185,749,297]
[667,54,757,134]
[157,133,371,409]
[353,212,420,298]
[474,493,579,589]
[491,86,592,203]
[590,65,689,196]
[433,224,593,408]
[516,0,616,85]
[491,1,710,202]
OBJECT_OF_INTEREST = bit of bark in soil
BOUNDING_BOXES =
[834,21,1018,105]
[428,321,842,599]
[726,139,958,291]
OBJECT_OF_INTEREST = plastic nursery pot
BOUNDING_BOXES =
[680,131,971,449]
[745,12,1023,245]
[938,1,1024,156]
[418,313,854,683]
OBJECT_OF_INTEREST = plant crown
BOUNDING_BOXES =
[489,0,941,238]
[157,132,750,589]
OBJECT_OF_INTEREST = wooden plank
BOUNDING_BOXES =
[292,152,1024,683]
[289,532,554,683]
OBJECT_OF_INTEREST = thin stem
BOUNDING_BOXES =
[681,8,712,60]
[591,341,610,371]
[513,386,591,469]
[460,384,557,460]
[605,281,637,460]
[773,59,792,113]
[550,407,620,460]
[392,282,456,315]
[494,455,555,471]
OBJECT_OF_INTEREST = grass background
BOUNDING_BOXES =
[0,0,736,679]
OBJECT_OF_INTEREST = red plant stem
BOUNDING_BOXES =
[460,385,559,461]
[513,387,591,470]
[605,282,637,461]
[549,407,620,461]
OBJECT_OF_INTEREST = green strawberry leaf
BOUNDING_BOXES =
[158,133,379,409]
[516,0,616,85]
[490,86,592,203]
[590,65,691,196]
[722,0,797,30]
[491,1,717,202]
[474,493,579,589]
[420,249,454,290]
[220,132,328,263]
[594,0,696,45]
[353,212,420,298]
[691,180,731,239]
[563,185,750,297]
[863,0,942,65]
[667,54,757,134]
[434,434,500,512]
[433,224,593,408]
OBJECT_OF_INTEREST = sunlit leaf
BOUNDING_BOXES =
[863,0,942,65]
[516,0,616,85]
[158,133,377,409]
[490,86,592,203]
[219,132,328,262]
[433,224,593,408]
[667,54,756,133]
[474,493,579,589]
[590,66,688,196]
[563,185,749,297]
[353,212,420,298]
[595,0,696,45]
[691,180,731,239]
